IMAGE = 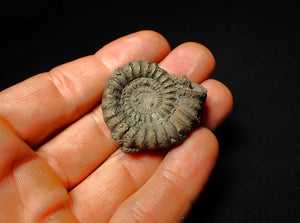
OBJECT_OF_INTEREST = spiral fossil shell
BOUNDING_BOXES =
[101,61,207,153]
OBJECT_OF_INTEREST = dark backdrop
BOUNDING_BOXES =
[1,1,299,222]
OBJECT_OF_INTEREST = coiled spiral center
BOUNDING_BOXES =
[121,77,168,121]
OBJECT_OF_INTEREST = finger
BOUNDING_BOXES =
[201,79,234,131]
[109,128,219,223]
[37,41,219,190]
[0,30,170,147]
[159,42,216,81]
[70,149,165,223]
[0,118,77,222]
[70,128,217,223]
[37,107,118,189]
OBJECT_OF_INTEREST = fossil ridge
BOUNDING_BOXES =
[101,61,207,153]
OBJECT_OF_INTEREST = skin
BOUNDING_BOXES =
[0,30,233,223]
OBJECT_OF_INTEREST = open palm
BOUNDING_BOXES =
[0,31,233,222]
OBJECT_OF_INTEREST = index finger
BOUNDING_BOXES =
[0,30,170,147]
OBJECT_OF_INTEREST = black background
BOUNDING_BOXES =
[1,1,299,222]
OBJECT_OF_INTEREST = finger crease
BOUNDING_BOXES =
[128,200,158,223]
[46,69,76,107]
[92,54,114,75]
[160,167,193,206]
[38,152,71,189]
[90,108,115,145]
[115,154,141,191]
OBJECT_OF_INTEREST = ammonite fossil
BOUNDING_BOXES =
[102,61,207,153]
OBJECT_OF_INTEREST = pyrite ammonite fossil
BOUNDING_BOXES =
[102,61,207,153]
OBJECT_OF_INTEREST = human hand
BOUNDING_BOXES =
[0,30,233,222]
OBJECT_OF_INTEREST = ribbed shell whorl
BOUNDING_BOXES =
[101,61,207,153]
